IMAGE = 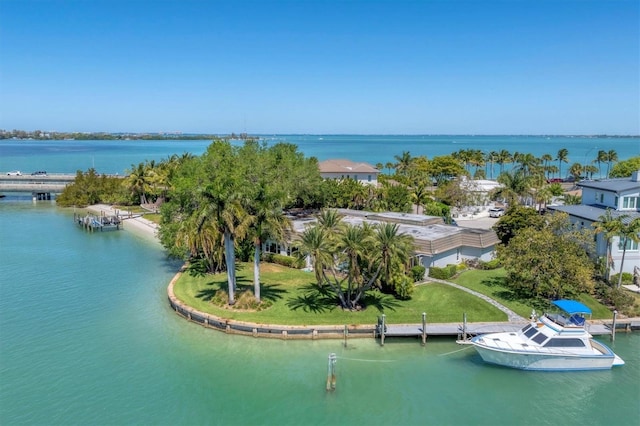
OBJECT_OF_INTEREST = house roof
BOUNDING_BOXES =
[578,176,640,194]
[318,159,379,174]
[548,204,640,224]
[289,209,499,255]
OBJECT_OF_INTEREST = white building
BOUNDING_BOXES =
[548,171,640,274]
[318,159,380,186]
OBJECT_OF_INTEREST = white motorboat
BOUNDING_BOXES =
[471,300,625,371]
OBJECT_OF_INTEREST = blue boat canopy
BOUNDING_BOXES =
[552,300,592,315]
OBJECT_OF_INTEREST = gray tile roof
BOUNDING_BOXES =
[578,177,640,194]
[548,204,640,224]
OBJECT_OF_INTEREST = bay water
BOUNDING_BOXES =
[1,136,639,425]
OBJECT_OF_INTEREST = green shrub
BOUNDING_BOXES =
[428,264,458,280]
[594,281,634,311]
[263,253,303,269]
[609,272,633,285]
[480,259,501,270]
[410,265,426,282]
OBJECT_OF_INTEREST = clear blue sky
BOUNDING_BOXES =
[1,0,638,135]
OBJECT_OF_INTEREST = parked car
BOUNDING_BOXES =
[7,170,21,176]
[31,170,47,176]
[488,207,505,218]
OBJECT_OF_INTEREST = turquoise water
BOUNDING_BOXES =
[1,138,640,425]
[1,135,637,176]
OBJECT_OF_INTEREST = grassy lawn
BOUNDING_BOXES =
[173,262,507,326]
[451,268,616,320]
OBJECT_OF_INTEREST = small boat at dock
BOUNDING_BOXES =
[470,300,624,371]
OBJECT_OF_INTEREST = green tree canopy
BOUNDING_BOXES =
[498,213,595,300]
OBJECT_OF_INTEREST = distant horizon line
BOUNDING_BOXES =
[2,129,639,138]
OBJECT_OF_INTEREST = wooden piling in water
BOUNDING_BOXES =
[421,312,427,345]
[611,310,617,342]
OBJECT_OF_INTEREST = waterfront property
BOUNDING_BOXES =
[548,171,640,274]
[266,209,498,274]
[318,159,380,186]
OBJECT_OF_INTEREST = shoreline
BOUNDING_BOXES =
[85,204,640,339]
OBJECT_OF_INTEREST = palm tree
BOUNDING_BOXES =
[595,150,607,178]
[492,170,531,205]
[495,149,512,174]
[593,210,623,282]
[385,162,394,175]
[373,223,414,291]
[296,225,336,291]
[394,151,413,176]
[568,163,584,181]
[248,184,292,303]
[606,150,618,178]
[556,148,569,180]
[616,217,640,288]
[126,162,153,204]
[541,153,553,179]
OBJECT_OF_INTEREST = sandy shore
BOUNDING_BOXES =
[86,204,159,241]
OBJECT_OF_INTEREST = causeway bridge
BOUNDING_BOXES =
[0,174,77,200]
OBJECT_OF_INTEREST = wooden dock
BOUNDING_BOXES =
[75,212,121,231]
[374,313,628,346]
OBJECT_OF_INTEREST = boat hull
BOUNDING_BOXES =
[472,344,616,371]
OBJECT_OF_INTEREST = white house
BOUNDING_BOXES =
[318,159,380,186]
[548,171,640,275]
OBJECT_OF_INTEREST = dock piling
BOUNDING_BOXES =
[326,353,337,392]
[611,310,617,342]
[421,312,427,345]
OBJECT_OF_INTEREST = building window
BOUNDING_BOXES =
[615,196,618,208]
[622,196,639,209]
[618,239,639,251]
[354,175,358,181]
[368,175,372,182]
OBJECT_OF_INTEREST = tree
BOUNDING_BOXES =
[428,155,465,185]
[491,170,532,206]
[498,213,595,300]
[606,150,618,178]
[568,162,584,181]
[495,149,513,174]
[247,183,292,303]
[595,150,607,178]
[616,217,640,288]
[295,213,415,309]
[493,205,544,245]
[592,210,623,282]
[556,148,569,179]
[609,156,640,178]
[394,151,413,176]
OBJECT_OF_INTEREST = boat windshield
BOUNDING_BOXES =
[545,312,586,327]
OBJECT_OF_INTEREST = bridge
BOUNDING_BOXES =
[0,174,77,200]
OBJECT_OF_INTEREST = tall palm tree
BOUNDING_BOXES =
[248,185,292,303]
[616,217,640,288]
[296,225,336,291]
[595,150,607,178]
[541,153,553,179]
[495,149,512,174]
[606,150,618,178]
[593,210,623,282]
[556,148,569,180]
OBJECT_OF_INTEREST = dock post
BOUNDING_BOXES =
[381,314,386,346]
[463,313,468,342]
[611,310,617,342]
[421,312,427,346]
[326,353,337,392]
[343,325,348,347]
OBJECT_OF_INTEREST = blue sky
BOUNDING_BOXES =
[1,0,638,135]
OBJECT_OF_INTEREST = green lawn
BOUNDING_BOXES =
[172,262,507,325]
[450,268,616,320]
